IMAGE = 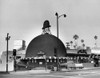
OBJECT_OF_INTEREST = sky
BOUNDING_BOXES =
[0,0,100,55]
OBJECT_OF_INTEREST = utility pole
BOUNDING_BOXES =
[5,33,10,72]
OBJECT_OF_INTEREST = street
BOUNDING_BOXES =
[1,68,100,78]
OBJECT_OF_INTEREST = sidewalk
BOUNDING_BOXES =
[83,66,100,70]
[1,67,100,75]
[10,69,51,75]
[59,66,100,72]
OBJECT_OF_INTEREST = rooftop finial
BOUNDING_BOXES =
[42,20,51,34]
[42,20,51,29]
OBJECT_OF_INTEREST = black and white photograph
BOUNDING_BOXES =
[0,0,100,78]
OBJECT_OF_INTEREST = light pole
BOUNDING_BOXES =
[55,12,66,38]
[55,12,66,71]
[5,33,11,73]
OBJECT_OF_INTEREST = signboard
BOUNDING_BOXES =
[77,50,87,54]
[14,40,23,46]
[14,40,26,50]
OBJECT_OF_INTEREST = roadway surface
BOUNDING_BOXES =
[0,68,100,78]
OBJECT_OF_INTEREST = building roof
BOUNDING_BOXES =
[67,49,78,54]
[26,33,66,57]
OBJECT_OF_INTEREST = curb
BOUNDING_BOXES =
[0,72,9,74]
[10,70,51,75]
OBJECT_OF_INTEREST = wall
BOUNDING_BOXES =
[0,51,14,71]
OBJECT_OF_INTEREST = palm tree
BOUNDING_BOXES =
[81,39,85,49]
[82,44,85,49]
[70,41,73,49]
[73,34,79,49]
[94,35,98,47]
[81,39,84,43]
[66,42,70,49]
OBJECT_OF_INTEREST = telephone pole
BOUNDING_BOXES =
[5,33,10,72]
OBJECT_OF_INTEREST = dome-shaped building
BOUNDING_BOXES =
[26,33,66,57]
[16,20,67,70]
[26,20,66,57]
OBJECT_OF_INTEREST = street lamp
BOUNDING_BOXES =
[55,12,66,71]
[5,33,11,73]
[55,12,66,38]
